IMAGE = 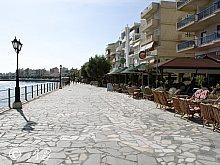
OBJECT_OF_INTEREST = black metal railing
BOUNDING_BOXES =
[177,39,196,51]
[0,82,60,109]
[198,30,220,46]
[176,0,189,9]
[177,14,196,29]
[198,1,220,21]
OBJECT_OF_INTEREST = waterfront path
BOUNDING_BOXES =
[0,84,220,165]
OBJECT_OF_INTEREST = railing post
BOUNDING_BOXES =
[37,85,39,96]
[52,83,53,91]
[47,83,48,92]
[25,86,28,101]
[41,84,43,94]
[44,84,46,93]
[32,85,34,98]
[8,88,11,108]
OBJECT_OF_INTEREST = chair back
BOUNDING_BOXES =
[172,97,182,114]
[200,103,214,121]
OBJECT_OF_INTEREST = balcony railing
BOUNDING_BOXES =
[177,39,196,51]
[199,30,220,46]
[198,1,220,21]
[177,15,196,29]
[176,0,189,9]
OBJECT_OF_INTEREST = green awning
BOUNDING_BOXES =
[133,63,146,71]
[120,67,139,74]
[107,67,128,75]
[107,68,118,75]
[115,67,128,74]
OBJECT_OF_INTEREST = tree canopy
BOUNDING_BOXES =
[80,55,111,84]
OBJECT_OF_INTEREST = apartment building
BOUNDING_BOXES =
[106,23,141,70]
[140,1,189,64]
[129,23,141,67]
[105,42,122,69]
[176,0,220,57]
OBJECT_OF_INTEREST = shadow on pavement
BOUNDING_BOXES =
[16,109,37,132]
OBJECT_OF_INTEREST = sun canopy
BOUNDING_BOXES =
[120,67,139,74]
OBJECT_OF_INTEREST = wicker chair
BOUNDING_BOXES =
[157,91,172,110]
[200,103,215,129]
[178,98,200,121]
[143,87,154,100]
[152,90,162,109]
[212,105,220,131]
[172,97,182,116]
[127,87,134,97]
[121,84,128,93]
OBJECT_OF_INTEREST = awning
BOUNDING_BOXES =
[107,67,128,75]
[133,41,140,48]
[133,63,146,71]
[114,67,128,74]
[140,42,154,52]
[157,57,220,69]
[120,67,139,74]
[157,56,220,74]
[107,68,118,75]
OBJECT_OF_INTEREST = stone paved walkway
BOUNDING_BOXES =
[0,84,220,165]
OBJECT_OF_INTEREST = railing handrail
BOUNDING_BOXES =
[0,82,62,109]
[177,14,196,29]
[178,30,220,51]
[177,0,189,9]
[197,1,220,21]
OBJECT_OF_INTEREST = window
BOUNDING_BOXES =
[200,31,206,45]
[154,29,160,36]
[217,25,220,38]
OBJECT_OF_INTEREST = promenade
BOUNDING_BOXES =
[0,84,220,165]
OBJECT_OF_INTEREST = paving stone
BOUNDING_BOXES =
[0,155,12,165]
[138,154,157,165]
[42,159,63,165]
[1,84,220,164]
[83,154,101,165]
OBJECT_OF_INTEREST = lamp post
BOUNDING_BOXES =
[59,65,62,89]
[12,36,23,109]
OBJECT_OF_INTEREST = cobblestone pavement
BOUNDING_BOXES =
[0,84,220,165]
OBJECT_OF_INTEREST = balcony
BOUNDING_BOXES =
[177,14,196,31]
[177,39,196,52]
[177,0,207,11]
[198,1,220,21]
[177,31,220,52]
[142,35,159,46]
[141,3,159,19]
[142,19,158,33]
[116,45,123,52]
[129,33,140,43]
[177,1,220,32]
[198,30,220,48]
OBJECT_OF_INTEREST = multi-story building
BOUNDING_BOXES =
[176,0,220,58]
[140,1,190,65]
[50,67,59,76]
[106,23,141,70]
[105,42,122,69]
[129,23,141,67]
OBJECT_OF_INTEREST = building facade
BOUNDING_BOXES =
[140,1,190,65]
[176,0,220,58]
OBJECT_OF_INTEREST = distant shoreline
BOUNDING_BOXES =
[0,79,59,82]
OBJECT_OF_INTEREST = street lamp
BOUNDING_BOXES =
[59,65,62,89]
[12,36,23,109]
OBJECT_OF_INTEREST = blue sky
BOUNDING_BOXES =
[0,0,174,73]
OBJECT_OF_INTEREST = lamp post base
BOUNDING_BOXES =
[13,101,22,109]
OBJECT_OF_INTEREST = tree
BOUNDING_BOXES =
[86,55,111,84]
[80,62,89,80]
